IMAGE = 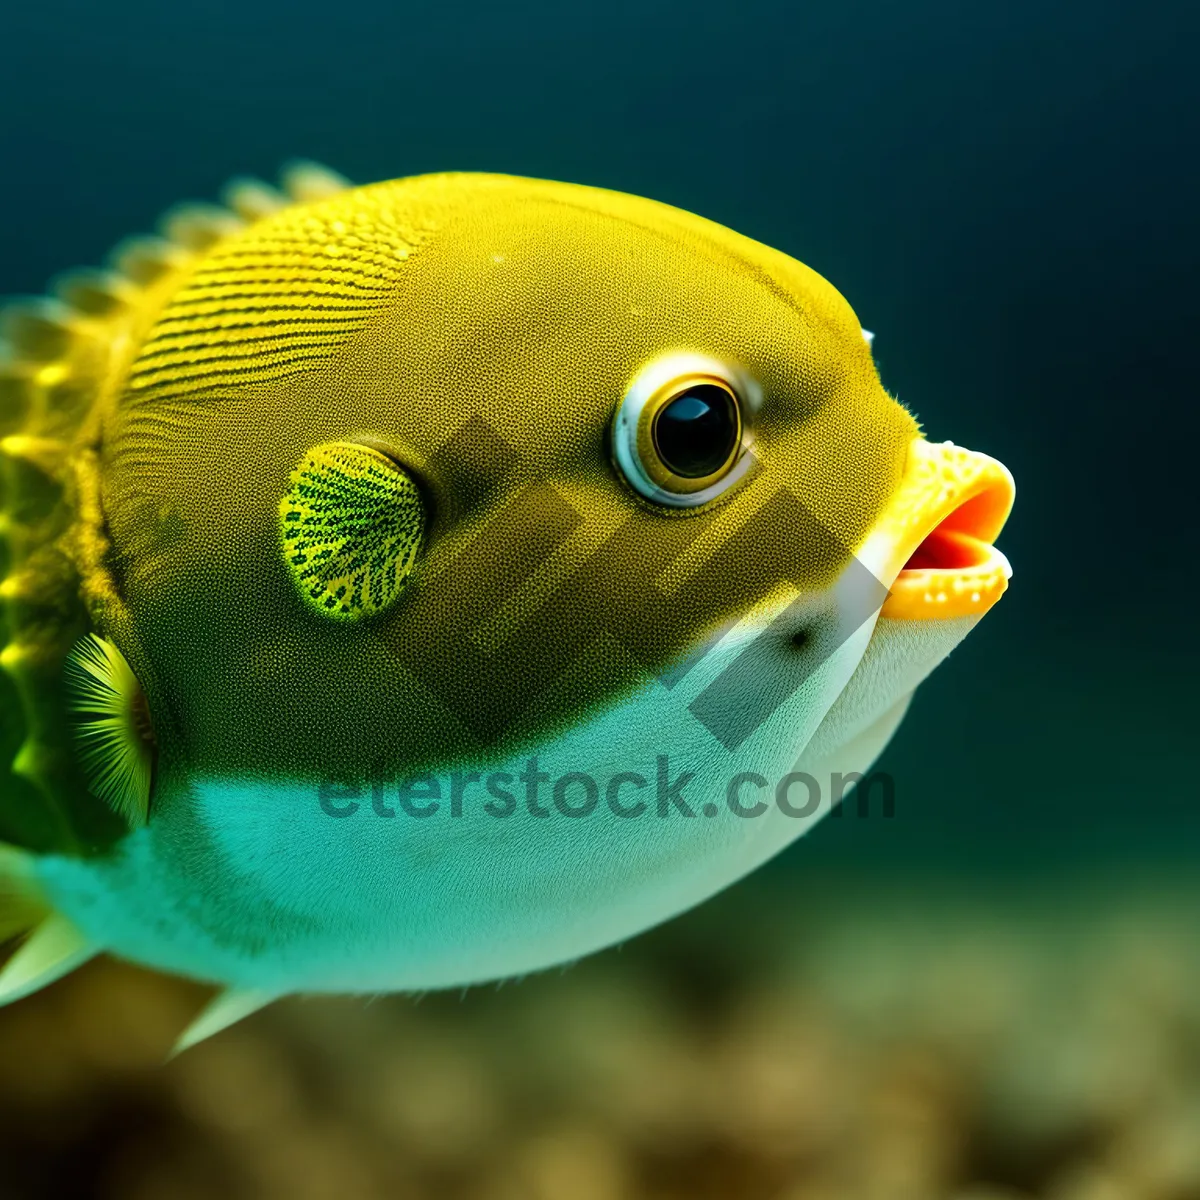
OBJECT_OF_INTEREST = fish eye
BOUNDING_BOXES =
[612,353,759,508]
[653,384,739,478]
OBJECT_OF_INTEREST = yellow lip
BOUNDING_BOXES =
[869,437,1015,621]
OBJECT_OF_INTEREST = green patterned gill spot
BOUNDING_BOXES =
[279,441,425,621]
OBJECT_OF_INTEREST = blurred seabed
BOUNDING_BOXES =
[1,871,1198,1200]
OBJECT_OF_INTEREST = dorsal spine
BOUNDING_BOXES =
[0,162,350,852]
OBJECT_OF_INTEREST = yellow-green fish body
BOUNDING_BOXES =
[0,164,1013,1048]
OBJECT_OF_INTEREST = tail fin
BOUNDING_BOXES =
[0,844,95,1004]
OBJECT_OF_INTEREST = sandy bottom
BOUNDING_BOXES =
[0,870,1197,1200]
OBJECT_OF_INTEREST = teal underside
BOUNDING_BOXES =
[34,609,981,995]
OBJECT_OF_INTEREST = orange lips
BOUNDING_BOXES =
[874,438,1015,621]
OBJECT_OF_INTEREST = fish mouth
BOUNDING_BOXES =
[868,437,1016,621]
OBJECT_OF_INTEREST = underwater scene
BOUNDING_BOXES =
[0,0,1196,1196]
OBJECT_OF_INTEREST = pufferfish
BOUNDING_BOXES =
[0,162,1014,1052]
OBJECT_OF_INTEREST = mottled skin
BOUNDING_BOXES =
[0,167,1013,1044]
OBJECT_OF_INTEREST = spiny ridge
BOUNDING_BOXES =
[0,161,352,851]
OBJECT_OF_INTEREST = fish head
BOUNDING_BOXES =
[62,173,1014,821]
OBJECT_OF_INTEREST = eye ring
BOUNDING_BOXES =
[612,353,760,508]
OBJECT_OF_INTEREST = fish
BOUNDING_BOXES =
[0,162,1014,1052]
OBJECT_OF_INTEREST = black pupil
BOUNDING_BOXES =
[653,385,738,479]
